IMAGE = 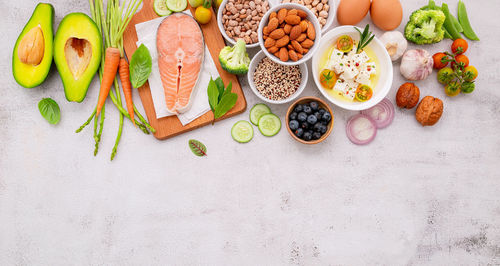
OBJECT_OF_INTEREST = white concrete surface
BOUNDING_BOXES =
[1,0,499,265]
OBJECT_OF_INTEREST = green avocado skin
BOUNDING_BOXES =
[12,3,54,88]
[53,13,102,103]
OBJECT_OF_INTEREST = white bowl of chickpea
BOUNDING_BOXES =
[281,0,335,33]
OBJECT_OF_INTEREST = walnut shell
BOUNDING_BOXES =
[396,82,420,109]
[415,96,443,126]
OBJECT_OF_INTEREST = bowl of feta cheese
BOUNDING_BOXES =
[311,26,393,111]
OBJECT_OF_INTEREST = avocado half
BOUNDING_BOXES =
[54,13,102,102]
[12,3,54,88]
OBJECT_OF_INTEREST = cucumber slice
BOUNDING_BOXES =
[249,103,271,125]
[231,120,254,143]
[154,0,172,16]
[166,0,188,12]
[258,114,281,137]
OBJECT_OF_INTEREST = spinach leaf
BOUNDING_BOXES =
[214,92,238,119]
[222,81,232,97]
[215,77,225,101]
[207,77,219,111]
[129,44,152,88]
[38,98,60,125]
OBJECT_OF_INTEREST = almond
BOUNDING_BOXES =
[275,35,290,47]
[296,33,307,42]
[269,28,285,39]
[297,53,303,59]
[287,44,294,51]
[279,47,289,61]
[303,48,309,53]
[291,40,303,54]
[289,50,299,61]
[284,15,301,25]
[301,38,314,48]
[18,26,44,66]
[288,9,298,16]
[297,10,308,19]
[263,35,268,40]
[283,24,292,34]
[274,51,280,58]
[263,26,270,36]
[269,12,277,20]
[289,25,302,40]
[300,20,308,32]
[307,21,316,40]
[264,38,276,48]
[267,17,279,32]
[268,46,279,53]
[277,8,287,24]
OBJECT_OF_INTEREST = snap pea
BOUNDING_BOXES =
[450,13,463,33]
[458,0,479,41]
[442,3,462,40]
[444,28,452,39]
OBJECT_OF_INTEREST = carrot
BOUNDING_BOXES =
[118,58,135,126]
[96,47,121,116]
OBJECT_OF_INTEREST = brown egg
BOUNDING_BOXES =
[370,0,403,31]
[337,0,371,25]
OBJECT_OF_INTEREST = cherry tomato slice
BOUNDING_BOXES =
[355,85,373,102]
[336,35,353,52]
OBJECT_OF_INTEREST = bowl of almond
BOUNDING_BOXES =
[258,3,322,66]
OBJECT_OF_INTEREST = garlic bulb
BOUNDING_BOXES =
[379,31,407,61]
[400,49,433,81]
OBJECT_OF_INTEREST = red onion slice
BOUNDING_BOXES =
[346,114,377,145]
[360,98,394,129]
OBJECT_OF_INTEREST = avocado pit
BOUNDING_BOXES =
[64,37,92,80]
[17,26,45,66]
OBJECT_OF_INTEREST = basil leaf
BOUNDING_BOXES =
[214,92,238,119]
[207,77,219,111]
[223,81,232,97]
[129,44,152,88]
[215,77,225,101]
[38,98,60,125]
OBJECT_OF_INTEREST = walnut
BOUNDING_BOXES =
[415,96,443,126]
[396,82,420,109]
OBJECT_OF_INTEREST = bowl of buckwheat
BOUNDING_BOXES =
[218,0,272,48]
[281,0,335,33]
[247,50,308,104]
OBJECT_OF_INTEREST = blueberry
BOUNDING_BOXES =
[303,131,312,141]
[293,104,303,113]
[289,112,298,120]
[294,128,304,137]
[289,120,299,131]
[312,132,322,140]
[297,112,307,122]
[314,111,321,120]
[310,101,319,111]
[318,108,326,115]
[313,123,322,132]
[301,121,310,129]
[307,114,317,124]
[322,112,332,122]
[303,105,312,114]
[319,124,327,134]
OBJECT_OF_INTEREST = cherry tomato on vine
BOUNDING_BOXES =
[464,65,478,81]
[432,52,449,69]
[452,54,469,69]
[451,38,468,55]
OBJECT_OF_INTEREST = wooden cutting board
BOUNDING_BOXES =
[123,0,247,140]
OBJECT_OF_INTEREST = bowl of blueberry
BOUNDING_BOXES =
[286,96,334,144]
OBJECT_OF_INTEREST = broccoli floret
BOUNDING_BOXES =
[219,39,250,75]
[405,9,446,44]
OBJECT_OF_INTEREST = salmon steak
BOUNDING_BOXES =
[157,13,204,114]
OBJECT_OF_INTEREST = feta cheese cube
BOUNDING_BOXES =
[364,62,377,75]
[330,49,344,62]
[342,65,359,80]
[355,70,371,85]
[333,79,347,93]
[356,51,370,64]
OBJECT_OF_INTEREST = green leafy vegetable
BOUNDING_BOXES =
[354,24,375,53]
[129,44,152,88]
[38,98,61,125]
[188,139,207,157]
[207,77,238,124]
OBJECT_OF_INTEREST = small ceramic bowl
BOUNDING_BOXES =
[217,0,274,49]
[257,3,322,66]
[311,26,393,111]
[247,51,308,104]
[278,0,336,33]
[286,96,334,144]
